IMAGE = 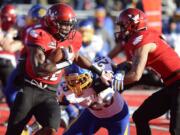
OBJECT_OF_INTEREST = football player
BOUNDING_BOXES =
[4,4,47,108]
[0,4,23,103]
[5,3,112,135]
[59,56,130,135]
[78,19,104,61]
[110,8,180,135]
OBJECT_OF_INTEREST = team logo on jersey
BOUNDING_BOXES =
[133,35,143,45]
[29,30,39,38]
[48,41,56,48]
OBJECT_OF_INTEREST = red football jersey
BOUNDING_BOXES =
[124,29,180,85]
[25,25,82,85]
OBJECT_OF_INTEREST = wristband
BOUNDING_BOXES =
[89,65,102,76]
[56,60,73,70]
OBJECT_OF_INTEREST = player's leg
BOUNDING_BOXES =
[60,107,70,129]
[132,87,170,135]
[65,104,79,124]
[5,86,34,135]
[105,103,130,135]
[34,91,61,135]
[169,81,180,135]
[63,109,97,135]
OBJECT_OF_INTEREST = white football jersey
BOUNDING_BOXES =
[57,56,125,118]
[79,35,103,61]
[58,84,125,118]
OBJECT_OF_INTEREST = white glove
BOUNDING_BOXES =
[112,72,124,92]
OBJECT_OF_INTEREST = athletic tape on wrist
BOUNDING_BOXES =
[56,60,73,70]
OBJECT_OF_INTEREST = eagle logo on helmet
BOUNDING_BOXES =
[128,14,140,24]
[48,9,57,20]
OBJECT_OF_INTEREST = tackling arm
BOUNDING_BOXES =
[74,54,112,86]
[124,43,156,85]
[73,54,103,75]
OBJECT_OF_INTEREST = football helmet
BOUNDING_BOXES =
[64,64,93,96]
[26,4,47,25]
[79,19,94,43]
[114,8,147,41]
[44,3,77,41]
[94,6,106,28]
[0,4,17,31]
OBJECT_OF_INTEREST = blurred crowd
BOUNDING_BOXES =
[0,0,180,55]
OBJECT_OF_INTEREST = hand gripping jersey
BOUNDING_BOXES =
[58,56,125,118]
[25,24,82,85]
[124,29,180,85]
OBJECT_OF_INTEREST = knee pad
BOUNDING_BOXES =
[34,127,56,135]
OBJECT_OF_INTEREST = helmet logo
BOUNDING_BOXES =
[48,9,58,20]
[128,14,140,24]
[38,9,47,17]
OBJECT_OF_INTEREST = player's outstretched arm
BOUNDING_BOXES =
[73,54,112,86]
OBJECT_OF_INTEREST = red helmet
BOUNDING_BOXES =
[115,8,147,41]
[44,3,77,40]
[0,4,17,31]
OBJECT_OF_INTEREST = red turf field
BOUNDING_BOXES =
[0,89,170,135]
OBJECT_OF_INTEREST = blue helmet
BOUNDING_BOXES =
[79,19,94,29]
[64,64,93,96]
[28,4,47,20]
[79,19,94,43]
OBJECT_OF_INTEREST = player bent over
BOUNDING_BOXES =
[58,56,130,135]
